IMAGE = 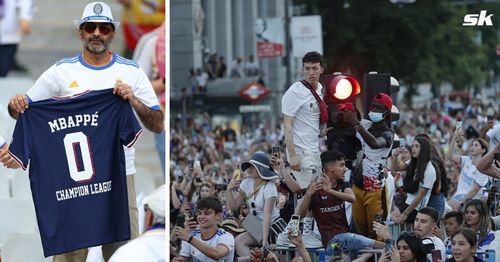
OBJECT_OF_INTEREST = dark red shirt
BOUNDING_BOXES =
[309,181,350,248]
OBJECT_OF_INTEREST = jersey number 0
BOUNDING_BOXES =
[63,132,95,182]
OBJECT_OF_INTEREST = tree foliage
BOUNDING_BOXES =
[293,0,498,92]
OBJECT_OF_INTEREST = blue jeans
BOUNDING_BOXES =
[327,233,375,253]
[0,44,17,77]
[427,193,445,219]
[154,131,165,176]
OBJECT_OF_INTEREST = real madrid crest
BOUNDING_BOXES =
[93,3,103,15]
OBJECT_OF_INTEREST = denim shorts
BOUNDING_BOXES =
[327,233,375,253]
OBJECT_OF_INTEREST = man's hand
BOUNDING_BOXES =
[19,19,32,35]
[306,179,322,196]
[185,216,198,231]
[0,144,21,169]
[320,174,331,192]
[266,252,279,262]
[113,80,135,101]
[174,226,191,241]
[287,229,304,247]
[343,111,359,126]
[373,221,391,241]
[9,93,29,117]
[289,155,300,172]
[319,127,333,138]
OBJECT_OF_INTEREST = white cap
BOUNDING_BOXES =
[145,185,165,218]
[74,2,120,29]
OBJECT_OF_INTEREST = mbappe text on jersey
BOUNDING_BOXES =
[48,113,99,133]
[56,180,112,201]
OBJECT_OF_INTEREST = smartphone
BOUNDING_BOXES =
[232,170,241,181]
[312,169,321,182]
[190,213,198,224]
[176,214,185,228]
[289,215,300,236]
[431,249,442,262]
[456,121,463,132]
[272,146,281,158]
[374,213,384,224]
[495,153,500,162]
[385,239,394,252]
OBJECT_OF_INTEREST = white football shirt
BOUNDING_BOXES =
[26,53,160,175]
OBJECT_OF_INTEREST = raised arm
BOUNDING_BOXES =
[447,131,463,165]
[476,144,500,179]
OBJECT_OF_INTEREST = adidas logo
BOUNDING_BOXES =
[69,81,79,88]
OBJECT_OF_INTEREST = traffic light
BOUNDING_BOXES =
[324,73,362,163]
[363,72,400,148]
[363,72,400,126]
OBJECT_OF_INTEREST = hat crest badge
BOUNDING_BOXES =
[93,3,103,15]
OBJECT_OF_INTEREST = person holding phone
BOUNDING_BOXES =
[174,197,235,262]
[298,150,385,258]
[226,151,285,261]
[343,93,395,238]
[374,207,445,261]
[378,232,426,262]
[447,127,490,212]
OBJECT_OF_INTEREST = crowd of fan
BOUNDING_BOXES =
[169,95,500,262]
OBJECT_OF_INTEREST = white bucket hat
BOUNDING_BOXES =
[74,2,120,29]
[145,185,165,218]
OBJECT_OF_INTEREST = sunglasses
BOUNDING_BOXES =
[251,202,257,216]
[81,22,114,35]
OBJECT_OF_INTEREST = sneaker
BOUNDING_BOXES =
[302,231,323,248]
[276,230,295,247]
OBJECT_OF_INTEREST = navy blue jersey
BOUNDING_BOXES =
[9,89,142,257]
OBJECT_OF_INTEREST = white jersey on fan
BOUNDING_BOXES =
[281,81,323,153]
[25,53,160,175]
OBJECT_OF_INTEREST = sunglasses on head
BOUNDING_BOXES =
[81,22,114,35]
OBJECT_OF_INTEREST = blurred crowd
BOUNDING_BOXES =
[170,89,500,262]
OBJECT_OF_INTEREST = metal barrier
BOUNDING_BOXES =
[446,249,496,262]
[274,246,325,262]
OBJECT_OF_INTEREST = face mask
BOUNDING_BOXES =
[369,111,385,123]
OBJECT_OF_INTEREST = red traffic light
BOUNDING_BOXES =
[327,75,360,102]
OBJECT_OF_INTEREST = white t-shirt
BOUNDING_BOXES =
[239,178,280,222]
[0,135,5,148]
[452,156,489,201]
[180,228,235,262]
[25,53,160,175]
[405,162,436,211]
[486,123,500,150]
[355,120,394,190]
[281,81,323,152]
[423,235,446,262]
[109,227,165,262]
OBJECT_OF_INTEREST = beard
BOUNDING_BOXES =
[84,37,111,55]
